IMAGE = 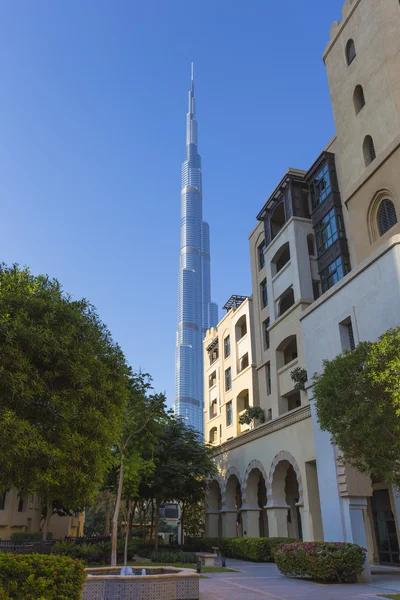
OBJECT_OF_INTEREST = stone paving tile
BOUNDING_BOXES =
[199,560,400,600]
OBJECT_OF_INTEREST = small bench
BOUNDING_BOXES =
[195,552,218,567]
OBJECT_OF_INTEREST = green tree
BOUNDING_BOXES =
[238,406,265,428]
[110,373,167,565]
[313,327,400,488]
[0,265,130,539]
[181,498,205,538]
[150,419,216,549]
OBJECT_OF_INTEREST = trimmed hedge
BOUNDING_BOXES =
[0,553,86,599]
[184,537,221,553]
[274,542,366,582]
[218,537,298,562]
[150,551,197,564]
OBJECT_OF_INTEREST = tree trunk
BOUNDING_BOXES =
[124,500,132,566]
[111,455,125,567]
[154,498,161,551]
[42,497,52,542]
[128,507,134,542]
[105,499,111,536]
[180,503,185,546]
[149,499,154,543]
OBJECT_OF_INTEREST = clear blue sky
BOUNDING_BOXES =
[0,0,344,406]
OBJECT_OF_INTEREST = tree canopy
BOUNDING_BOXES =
[149,419,216,547]
[0,264,131,536]
[313,327,400,488]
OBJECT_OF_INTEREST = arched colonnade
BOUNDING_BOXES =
[206,452,308,540]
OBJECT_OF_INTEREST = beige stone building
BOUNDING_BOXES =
[0,489,84,540]
[205,0,400,567]
[203,295,258,448]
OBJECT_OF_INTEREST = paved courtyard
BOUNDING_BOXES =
[200,560,400,600]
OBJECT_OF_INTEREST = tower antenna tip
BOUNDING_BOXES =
[191,62,194,81]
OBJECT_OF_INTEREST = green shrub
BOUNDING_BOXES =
[218,537,298,562]
[54,539,82,559]
[184,537,221,552]
[10,532,53,542]
[0,553,86,599]
[93,540,111,563]
[274,542,366,582]
[150,551,197,564]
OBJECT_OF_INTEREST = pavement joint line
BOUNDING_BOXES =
[215,579,289,599]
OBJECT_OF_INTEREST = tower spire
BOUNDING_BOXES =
[187,62,197,145]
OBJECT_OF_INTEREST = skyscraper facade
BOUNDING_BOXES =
[174,65,218,435]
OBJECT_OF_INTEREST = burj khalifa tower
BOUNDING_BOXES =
[174,65,218,435]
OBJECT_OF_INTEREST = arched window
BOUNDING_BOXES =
[378,200,398,236]
[363,135,376,166]
[353,85,365,114]
[346,39,356,65]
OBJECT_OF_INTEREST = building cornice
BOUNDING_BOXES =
[213,405,311,456]
[300,235,400,321]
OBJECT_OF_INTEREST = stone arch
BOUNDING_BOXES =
[266,451,303,507]
[243,460,268,495]
[206,478,223,512]
[367,189,398,243]
[242,459,268,507]
[221,466,243,497]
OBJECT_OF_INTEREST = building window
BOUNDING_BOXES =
[310,163,332,211]
[312,281,320,301]
[165,503,179,519]
[209,345,218,365]
[320,256,350,292]
[239,353,249,372]
[266,363,271,396]
[315,209,344,255]
[209,399,217,419]
[0,492,6,511]
[209,371,217,388]
[278,287,295,317]
[307,234,315,256]
[226,401,233,427]
[340,317,356,352]
[378,200,398,236]
[353,85,366,114]
[224,336,230,358]
[17,497,24,513]
[236,315,247,341]
[267,408,272,421]
[263,318,270,350]
[346,39,356,65]
[260,279,268,308]
[225,367,232,391]
[363,135,376,166]
[209,427,218,443]
[258,240,266,269]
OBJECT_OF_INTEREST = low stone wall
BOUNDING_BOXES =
[82,567,200,600]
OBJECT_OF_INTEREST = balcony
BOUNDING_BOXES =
[238,409,250,434]
[272,259,293,301]
[278,358,298,397]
